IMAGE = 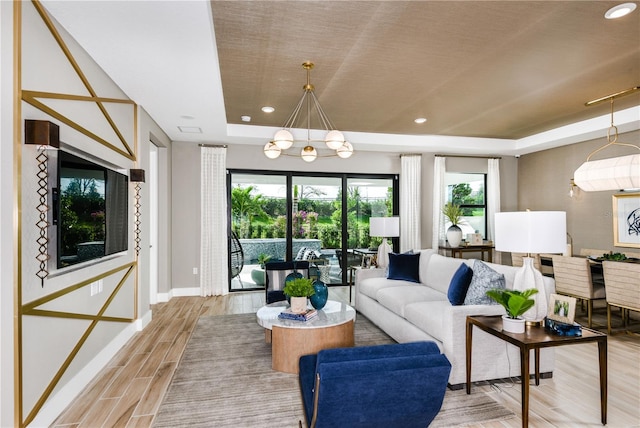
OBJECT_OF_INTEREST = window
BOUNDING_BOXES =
[445,173,486,238]
[228,170,397,291]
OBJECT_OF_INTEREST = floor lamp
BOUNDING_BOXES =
[370,217,400,269]
[494,211,566,323]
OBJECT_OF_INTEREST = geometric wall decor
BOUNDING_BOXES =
[16,1,141,427]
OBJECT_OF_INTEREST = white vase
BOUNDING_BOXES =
[502,315,525,334]
[446,224,463,247]
[513,257,547,322]
[290,296,308,314]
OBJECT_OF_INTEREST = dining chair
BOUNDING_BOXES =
[551,255,606,328]
[579,248,611,258]
[622,251,640,260]
[511,252,542,270]
[602,261,640,335]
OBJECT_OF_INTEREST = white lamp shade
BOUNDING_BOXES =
[574,154,640,191]
[370,217,400,238]
[336,141,354,158]
[263,141,281,159]
[494,211,566,254]
[301,145,317,162]
[325,130,345,150]
[273,129,294,150]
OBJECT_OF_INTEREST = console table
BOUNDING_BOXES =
[439,243,494,262]
[466,315,607,427]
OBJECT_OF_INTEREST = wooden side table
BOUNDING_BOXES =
[466,315,607,427]
[439,243,494,262]
[257,300,356,374]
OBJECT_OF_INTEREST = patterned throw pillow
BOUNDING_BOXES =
[463,261,505,305]
[295,247,321,261]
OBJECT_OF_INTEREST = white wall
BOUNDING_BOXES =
[1,1,16,425]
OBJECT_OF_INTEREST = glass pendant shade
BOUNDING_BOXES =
[325,130,345,150]
[301,145,317,162]
[336,141,354,159]
[264,63,354,161]
[263,141,282,159]
[273,129,294,150]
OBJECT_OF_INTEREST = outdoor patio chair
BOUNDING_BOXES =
[229,231,244,286]
[265,261,309,304]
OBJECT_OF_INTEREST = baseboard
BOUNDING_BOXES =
[156,287,200,302]
[29,308,153,427]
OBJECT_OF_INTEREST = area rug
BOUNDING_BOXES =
[153,313,514,427]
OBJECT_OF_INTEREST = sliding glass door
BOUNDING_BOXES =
[346,177,395,274]
[229,173,287,290]
[291,176,342,285]
[228,170,397,291]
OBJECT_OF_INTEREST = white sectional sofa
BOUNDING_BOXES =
[355,249,555,388]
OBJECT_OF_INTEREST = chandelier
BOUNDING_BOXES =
[263,61,353,162]
[574,86,640,192]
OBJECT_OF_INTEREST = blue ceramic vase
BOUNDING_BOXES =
[310,279,328,310]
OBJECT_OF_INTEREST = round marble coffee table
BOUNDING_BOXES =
[256,300,356,373]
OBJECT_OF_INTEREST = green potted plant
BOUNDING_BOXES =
[283,277,315,313]
[251,253,271,286]
[485,288,539,333]
[442,203,464,247]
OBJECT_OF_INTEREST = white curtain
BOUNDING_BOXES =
[431,156,446,250]
[200,146,228,296]
[400,155,421,252]
[487,158,501,264]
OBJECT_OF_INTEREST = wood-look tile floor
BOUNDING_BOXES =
[52,288,640,428]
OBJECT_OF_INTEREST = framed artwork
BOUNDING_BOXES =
[547,293,577,324]
[612,193,640,248]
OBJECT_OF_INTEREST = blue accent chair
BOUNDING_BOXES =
[298,341,451,428]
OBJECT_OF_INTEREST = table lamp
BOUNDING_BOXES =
[370,217,400,269]
[494,211,566,323]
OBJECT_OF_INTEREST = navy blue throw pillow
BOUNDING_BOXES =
[387,252,421,283]
[447,263,473,305]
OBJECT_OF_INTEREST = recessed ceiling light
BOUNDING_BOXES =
[605,2,637,19]
[241,115,251,122]
[178,126,202,133]
[261,106,275,113]
[414,117,427,124]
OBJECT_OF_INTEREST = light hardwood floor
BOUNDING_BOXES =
[52,288,640,428]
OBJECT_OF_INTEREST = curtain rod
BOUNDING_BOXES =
[434,154,501,159]
[198,144,228,148]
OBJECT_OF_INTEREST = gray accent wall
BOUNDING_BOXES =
[518,129,640,255]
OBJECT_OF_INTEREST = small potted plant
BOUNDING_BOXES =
[283,277,315,313]
[485,288,538,333]
[251,253,271,286]
[442,203,464,247]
